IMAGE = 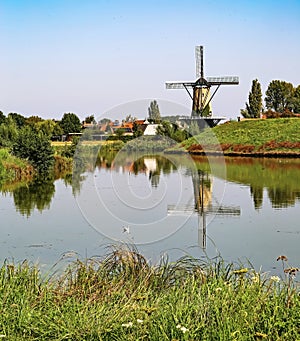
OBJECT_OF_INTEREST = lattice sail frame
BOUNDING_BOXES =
[166,46,239,117]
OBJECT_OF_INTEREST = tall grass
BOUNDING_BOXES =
[0,246,299,340]
[0,148,34,184]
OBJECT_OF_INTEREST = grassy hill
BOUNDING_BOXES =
[176,118,300,155]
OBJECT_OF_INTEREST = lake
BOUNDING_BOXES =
[1,150,299,275]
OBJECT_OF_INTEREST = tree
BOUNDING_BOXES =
[84,115,96,124]
[115,128,125,140]
[0,116,18,147]
[8,112,26,128]
[148,100,161,123]
[35,119,57,138]
[241,79,262,118]
[265,80,294,113]
[132,121,144,138]
[12,126,54,173]
[26,116,43,127]
[0,111,6,125]
[292,85,300,113]
[59,113,82,134]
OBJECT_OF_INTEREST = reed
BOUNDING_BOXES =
[0,246,299,340]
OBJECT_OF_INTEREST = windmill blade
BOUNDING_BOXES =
[195,46,204,79]
[165,81,194,89]
[207,76,239,85]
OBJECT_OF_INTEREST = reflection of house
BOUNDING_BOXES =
[82,119,155,137]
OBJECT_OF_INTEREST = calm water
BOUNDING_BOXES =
[1,152,300,274]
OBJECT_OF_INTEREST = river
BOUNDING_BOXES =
[1,151,299,275]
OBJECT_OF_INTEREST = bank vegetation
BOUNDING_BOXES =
[0,246,299,340]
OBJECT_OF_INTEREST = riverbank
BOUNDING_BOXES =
[0,246,299,340]
[170,118,300,156]
[0,149,34,186]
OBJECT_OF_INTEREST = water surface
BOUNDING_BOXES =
[1,153,299,274]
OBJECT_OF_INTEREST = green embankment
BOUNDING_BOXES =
[0,149,34,185]
[0,247,299,340]
[178,118,300,155]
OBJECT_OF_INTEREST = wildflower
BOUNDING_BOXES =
[137,319,143,324]
[251,274,260,283]
[215,287,222,292]
[270,276,280,283]
[284,267,299,276]
[233,268,248,275]
[276,255,288,261]
[176,324,189,333]
[121,322,133,328]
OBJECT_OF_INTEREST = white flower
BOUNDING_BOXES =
[121,322,133,328]
[270,276,280,283]
[180,326,189,333]
[137,319,143,324]
[176,324,189,333]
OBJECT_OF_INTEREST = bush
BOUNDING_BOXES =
[12,126,54,173]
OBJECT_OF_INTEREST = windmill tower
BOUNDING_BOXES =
[166,46,239,127]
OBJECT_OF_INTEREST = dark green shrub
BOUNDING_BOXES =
[12,126,54,173]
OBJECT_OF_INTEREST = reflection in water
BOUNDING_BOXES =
[223,157,300,209]
[184,155,300,209]
[2,150,300,217]
[12,176,55,216]
[168,170,240,249]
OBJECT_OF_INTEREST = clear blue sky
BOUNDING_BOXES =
[1,0,299,121]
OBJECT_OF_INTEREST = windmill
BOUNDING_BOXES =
[166,46,239,127]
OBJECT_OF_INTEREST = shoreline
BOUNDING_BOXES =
[165,149,300,158]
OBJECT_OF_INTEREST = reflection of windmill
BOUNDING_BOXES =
[168,171,240,249]
[166,46,239,127]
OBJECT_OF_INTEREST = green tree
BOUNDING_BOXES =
[12,126,54,173]
[36,119,57,138]
[148,100,161,123]
[241,79,262,118]
[0,116,18,147]
[8,112,26,128]
[26,116,43,127]
[0,111,6,125]
[265,80,294,113]
[59,113,82,134]
[52,122,64,137]
[132,121,144,138]
[115,128,125,140]
[292,85,300,113]
[84,115,96,124]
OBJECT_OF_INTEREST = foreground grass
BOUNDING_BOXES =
[177,118,300,155]
[0,247,299,340]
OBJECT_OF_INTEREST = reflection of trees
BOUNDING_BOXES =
[203,156,300,209]
[250,185,263,210]
[13,176,55,217]
[267,188,300,209]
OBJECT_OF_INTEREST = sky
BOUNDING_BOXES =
[0,0,299,121]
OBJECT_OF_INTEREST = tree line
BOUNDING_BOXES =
[0,112,83,173]
[241,79,300,118]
